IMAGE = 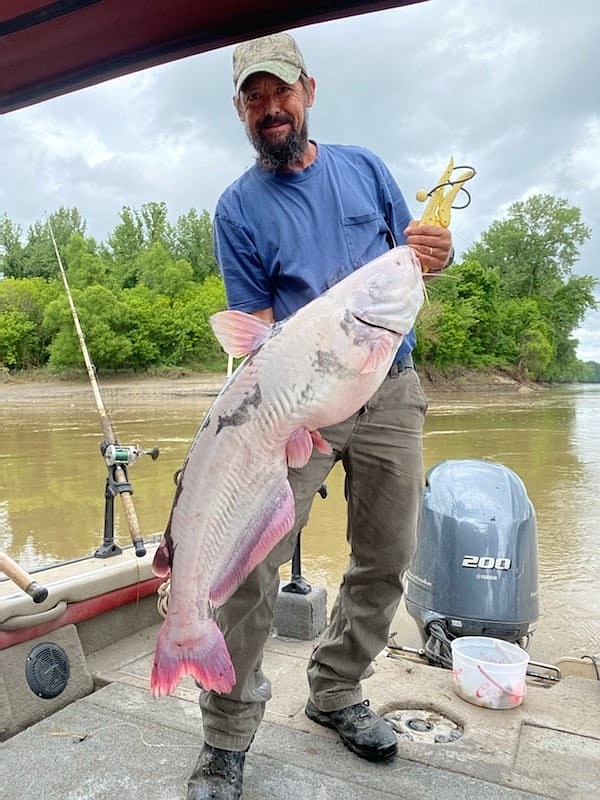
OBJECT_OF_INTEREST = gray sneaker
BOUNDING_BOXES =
[187,743,245,800]
[305,698,398,761]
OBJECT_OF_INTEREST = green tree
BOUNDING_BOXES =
[176,275,228,366]
[465,194,591,299]
[462,194,595,380]
[0,277,59,367]
[44,285,133,370]
[546,275,597,343]
[63,233,115,290]
[495,297,554,378]
[414,299,443,365]
[106,202,175,288]
[1,209,89,279]
[125,285,190,366]
[579,361,600,382]
[173,208,219,281]
[104,206,145,288]
[139,201,174,246]
[0,310,37,368]
[21,208,88,280]
[0,215,26,278]
[136,242,193,297]
[427,261,501,364]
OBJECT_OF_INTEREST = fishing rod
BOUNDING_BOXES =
[0,551,48,603]
[47,220,159,558]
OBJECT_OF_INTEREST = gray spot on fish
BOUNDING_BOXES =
[216,383,261,432]
[300,383,315,404]
[340,308,356,335]
[312,349,347,377]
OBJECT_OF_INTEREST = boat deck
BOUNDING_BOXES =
[2,619,599,800]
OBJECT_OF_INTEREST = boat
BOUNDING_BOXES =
[2,447,598,799]
[1,2,599,798]
[2,503,599,798]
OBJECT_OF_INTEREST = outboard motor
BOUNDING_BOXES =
[404,459,539,668]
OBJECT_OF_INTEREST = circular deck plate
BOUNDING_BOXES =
[384,708,463,744]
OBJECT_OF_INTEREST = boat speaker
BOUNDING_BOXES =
[25,642,70,699]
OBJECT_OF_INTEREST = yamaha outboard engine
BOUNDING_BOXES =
[404,459,539,668]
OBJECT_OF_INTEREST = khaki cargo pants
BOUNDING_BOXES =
[200,364,427,751]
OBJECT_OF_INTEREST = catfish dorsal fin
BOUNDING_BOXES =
[210,310,272,357]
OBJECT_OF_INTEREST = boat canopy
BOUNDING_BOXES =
[0,0,425,114]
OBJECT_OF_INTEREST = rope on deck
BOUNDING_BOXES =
[156,579,170,618]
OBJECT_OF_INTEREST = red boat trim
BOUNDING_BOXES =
[0,576,163,650]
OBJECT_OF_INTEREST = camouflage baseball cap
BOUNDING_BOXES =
[233,33,308,95]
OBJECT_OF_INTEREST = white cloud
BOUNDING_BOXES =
[576,307,600,362]
[567,117,600,191]
[1,0,599,356]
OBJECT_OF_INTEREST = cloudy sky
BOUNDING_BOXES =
[2,0,599,358]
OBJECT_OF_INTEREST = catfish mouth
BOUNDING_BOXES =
[352,311,404,336]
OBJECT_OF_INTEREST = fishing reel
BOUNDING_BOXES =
[96,441,160,559]
[102,443,160,467]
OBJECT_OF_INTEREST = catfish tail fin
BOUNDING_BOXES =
[150,617,235,697]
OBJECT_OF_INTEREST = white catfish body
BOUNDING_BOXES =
[150,245,424,697]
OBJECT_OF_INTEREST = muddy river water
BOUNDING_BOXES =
[1,375,599,665]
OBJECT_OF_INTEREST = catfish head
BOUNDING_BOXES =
[350,246,424,335]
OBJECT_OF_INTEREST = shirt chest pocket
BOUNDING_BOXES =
[342,211,391,267]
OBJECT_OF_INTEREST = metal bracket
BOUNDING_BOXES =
[94,463,134,558]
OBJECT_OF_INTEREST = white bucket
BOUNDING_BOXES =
[451,636,529,710]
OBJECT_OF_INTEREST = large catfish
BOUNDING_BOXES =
[150,245,424,697]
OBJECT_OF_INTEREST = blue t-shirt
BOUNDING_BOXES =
[214,142,416,358]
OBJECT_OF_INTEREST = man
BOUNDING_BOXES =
[188,32,453,800]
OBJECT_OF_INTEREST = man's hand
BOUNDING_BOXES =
[404,221,453,275]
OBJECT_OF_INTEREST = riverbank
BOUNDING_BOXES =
[0,366,543,403]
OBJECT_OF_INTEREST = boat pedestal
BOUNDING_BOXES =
[273,581,327,640]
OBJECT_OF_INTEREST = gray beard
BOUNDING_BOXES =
[250,119,310,172]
